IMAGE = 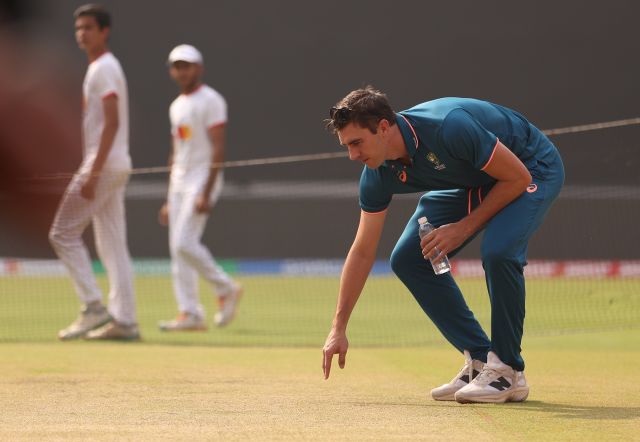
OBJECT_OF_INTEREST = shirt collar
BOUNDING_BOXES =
[395,112,419,158]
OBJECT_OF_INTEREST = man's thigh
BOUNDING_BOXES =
[395,190,474,259]
[169,190,208,247]
[418,189,470,228]
[481,180,557,261]
[52,173,105,235]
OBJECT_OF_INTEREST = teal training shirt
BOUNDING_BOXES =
[359,97,557,213]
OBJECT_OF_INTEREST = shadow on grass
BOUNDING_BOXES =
[509,400,640,420]
[354,400,640,422]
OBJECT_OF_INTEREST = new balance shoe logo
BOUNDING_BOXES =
[459,369,480,383]
[489,376,512,391]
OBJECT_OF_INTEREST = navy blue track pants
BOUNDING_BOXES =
[390,148,564,371]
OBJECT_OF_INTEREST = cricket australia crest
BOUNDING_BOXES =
[426,152,446,170]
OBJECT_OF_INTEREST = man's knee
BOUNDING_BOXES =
[48,228,58,246]
[481,244,522,270]
[48,226,69,249]
[390,241,419,278]
[172,240,198,260]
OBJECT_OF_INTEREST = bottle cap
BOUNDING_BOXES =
[418,216,428,224]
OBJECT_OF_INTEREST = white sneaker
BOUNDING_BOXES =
[454,352,529,404]
[85,320,141,341]
[158,312,208,332]
[214,285,242,327]
[431,350,485,401]
[58,304,112,340]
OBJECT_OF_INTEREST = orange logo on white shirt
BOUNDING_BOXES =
[177,125,192,141]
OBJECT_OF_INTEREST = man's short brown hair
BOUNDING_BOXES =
[74,3,111,29]
[327,86,396,134]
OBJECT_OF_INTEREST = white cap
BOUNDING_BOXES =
[418,217,428,224]
[167,44,203,65]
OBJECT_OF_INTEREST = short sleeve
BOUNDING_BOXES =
[440,108,498,170]
[91,63,119,99]
[168,102,176,136]
[359,167,393,213]
[205,92,227,128]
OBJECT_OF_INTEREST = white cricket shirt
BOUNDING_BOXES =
[80,52,131,172]
[169,84,227,189]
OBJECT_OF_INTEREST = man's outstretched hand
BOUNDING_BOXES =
[322,328,349,380]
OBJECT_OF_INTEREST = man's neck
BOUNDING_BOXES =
[87,46,108,63]
[181,81,202,95]
[387,124,411,163]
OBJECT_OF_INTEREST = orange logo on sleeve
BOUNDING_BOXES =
[177,125,192,140]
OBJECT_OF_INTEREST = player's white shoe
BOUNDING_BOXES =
[431,350,485,401]
[58,303,112,340]
[454,352,529,404]
[85,320,140,341]
[158,312,208,332]
[214,285,242,327]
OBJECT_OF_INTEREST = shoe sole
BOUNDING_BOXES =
[58,315,113,341]
[432,394,456,401]
[158,325,208,332]
[455,387,529,404]
[84,334,141,342]
[431,389,458,401]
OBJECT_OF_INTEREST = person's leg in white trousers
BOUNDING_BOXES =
[168,185,237,317]
[92,173,137,324]
[49,171,137,324]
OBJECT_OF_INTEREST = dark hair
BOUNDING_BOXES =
[73,3,111,29]
[326,86,396,134]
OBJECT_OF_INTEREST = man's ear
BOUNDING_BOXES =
[378,119,390,135]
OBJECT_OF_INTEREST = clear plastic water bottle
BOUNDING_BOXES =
[418,216,451,275]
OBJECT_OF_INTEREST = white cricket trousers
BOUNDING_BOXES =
[168,177,236,317]
[49,170,137,325]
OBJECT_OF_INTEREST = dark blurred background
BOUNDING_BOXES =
[1,0,638,259]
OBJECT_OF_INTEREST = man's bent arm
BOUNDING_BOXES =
[458,141,531,237]
[89,94,119,177]
[158,138,174,226]
[203,123,226,201]
[422,141,531,259]
[165,138,174,198]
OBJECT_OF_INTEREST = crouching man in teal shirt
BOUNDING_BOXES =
[322,86,564,404]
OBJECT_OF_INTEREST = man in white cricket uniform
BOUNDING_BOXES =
[158,44,241,331]
[49,4,138,340]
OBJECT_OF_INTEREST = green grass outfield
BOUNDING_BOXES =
[1,275,639,345]
[0,275,639,439]
[0,331,639,440]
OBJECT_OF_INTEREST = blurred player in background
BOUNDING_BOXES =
[158,44,242,331]
[49,4,139,341]
[322,86,564,403]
